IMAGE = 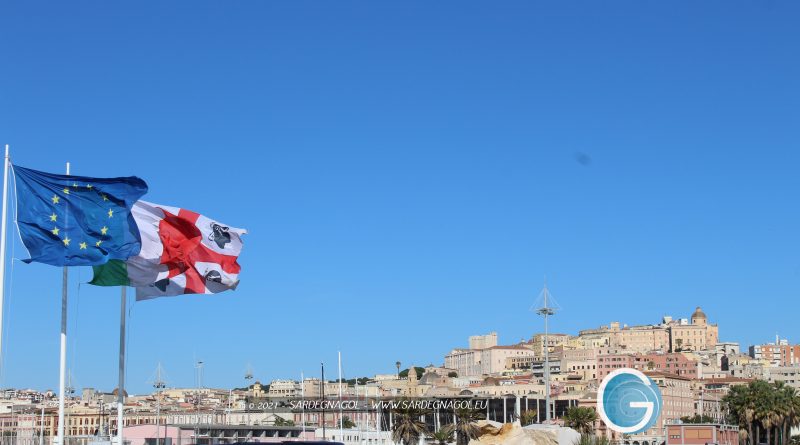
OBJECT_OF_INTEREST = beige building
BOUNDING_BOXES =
[526,333,572,355]
[469,332,498,350]
[445,343,535,377]
[669,307,719,352]
[580,307,718,354]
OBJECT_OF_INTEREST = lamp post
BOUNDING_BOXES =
[244,365,254,426]
[153,364,166,445]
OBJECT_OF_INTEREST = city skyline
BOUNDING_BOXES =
[1,303,789,394]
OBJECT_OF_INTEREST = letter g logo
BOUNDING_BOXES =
[597,369,662,434]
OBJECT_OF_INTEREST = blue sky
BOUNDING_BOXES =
[0,1,798,394]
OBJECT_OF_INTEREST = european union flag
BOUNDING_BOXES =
[13,166,149,267]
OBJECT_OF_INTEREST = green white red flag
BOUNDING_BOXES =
[90,201,245,300]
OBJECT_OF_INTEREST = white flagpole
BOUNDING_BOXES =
[338,351,343,438]
[57,161,70,445]
[300,372,305,436]
[0,145,10,373]
[117,287,126,445]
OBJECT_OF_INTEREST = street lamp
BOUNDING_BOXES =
[244,365,254,426]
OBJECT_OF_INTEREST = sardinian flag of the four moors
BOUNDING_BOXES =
[90,201,246,301]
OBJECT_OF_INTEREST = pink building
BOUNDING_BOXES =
[597,352,699,380]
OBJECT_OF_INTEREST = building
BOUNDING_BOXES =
[526,333,572,356]
[266,380,298,397]
[446,344,535,377]
[668,307,719,352]
[749,337,800,367]
[631,372,695,444]
[665,424,739,445]
[581,307,719,354]
[764,366,800,389]
[469,332,498,350]
[597,352,700,380]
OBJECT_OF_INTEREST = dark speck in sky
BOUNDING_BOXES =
[574,152,592,166]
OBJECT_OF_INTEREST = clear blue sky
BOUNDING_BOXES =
[0,1,798,394]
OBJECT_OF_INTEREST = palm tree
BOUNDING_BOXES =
[454,407,484,445]
[563,407,598,435]
[430,425,455,444]
[391,404,429,445]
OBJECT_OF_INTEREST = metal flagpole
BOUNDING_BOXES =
[57,161,70,445]
[300,372,305,436]
[320,363,326,441]
[337,351,343,438]
[117,287,126,445]
[0,145,9,373]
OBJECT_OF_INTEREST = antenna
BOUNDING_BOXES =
[153,363,167,389]
[532,278,561,423]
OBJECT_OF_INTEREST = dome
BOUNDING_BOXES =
[691,306,707,320]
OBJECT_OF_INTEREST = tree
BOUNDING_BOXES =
[341,416,356,429]
[454,407,484,445]
[723,380,800,445]
[448,372,458,378]
[399,367,425,380]
[391,403,429,445]
[273,416,295,427]
[520,409,538,426]
[430,425,455,445]
[680,414,716,424]
[574,434,612,445]
[563,407,598,435]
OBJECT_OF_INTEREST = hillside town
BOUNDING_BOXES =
[0,306,796,445]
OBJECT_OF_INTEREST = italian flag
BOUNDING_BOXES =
[90,201,246,300]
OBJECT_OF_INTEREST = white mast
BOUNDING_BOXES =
[300,372,306,436]
[535,279,558,423]
[117,287,127,445]
[0,145,9,373]
[338,351,343,438]
[57,161,70,445]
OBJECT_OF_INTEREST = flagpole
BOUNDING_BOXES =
[57,161,70,445]
[0,144,10,373]
[117,287,126,445]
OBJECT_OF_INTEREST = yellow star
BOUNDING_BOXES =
[95,240,103,247]
[100,226,108,235]
[108,209,114,218]
[72,183,78,188]
[62,236,71,247]
[62,187,70,195]
[101,194,109,201]
[51,227,60,236]
[86,184,93,190]
[79,242,87,250]
[49,213,57,222]
[52,195,60,204]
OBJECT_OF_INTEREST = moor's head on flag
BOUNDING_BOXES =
[91,201,246,301]
[13,166,149,267]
